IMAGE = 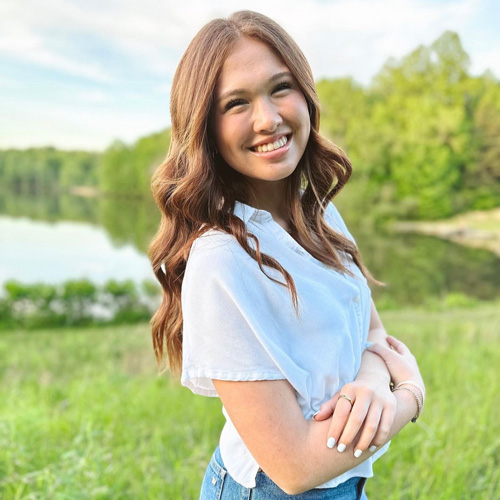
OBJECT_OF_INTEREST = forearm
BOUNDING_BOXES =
[367,326,388,343]
[289,389,416,494]
[356,327,390,383]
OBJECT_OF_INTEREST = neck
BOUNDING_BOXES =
[246,178,290,221]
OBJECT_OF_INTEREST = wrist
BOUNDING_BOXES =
[392,389,420,428]
[357,368,391,385]
[357,350,391,384]
[392,385,423,423]
[394,380,425,402]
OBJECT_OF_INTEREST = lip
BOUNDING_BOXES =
[248,134,292,159]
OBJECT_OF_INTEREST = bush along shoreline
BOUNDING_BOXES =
[0,279,161,330]
[0,277,495,332]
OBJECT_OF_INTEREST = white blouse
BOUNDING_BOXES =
[181,199,390,489]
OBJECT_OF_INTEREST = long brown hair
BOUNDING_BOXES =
[148,10,384,376]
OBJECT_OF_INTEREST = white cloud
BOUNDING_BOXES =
[1,0,490,82]
[470,46,500,77]
[0,14,114,83]
[0,0,498,149]
[76,90,111,103]
[0,92,169,150]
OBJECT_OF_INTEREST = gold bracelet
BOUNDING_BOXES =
[392,386,423,423]
[395,380,426,400]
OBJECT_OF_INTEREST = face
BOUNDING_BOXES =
[211,37,311,191]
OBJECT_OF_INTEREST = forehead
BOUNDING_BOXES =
[216,37,290,94]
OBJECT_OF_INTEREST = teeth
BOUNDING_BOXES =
[254,135,288,153]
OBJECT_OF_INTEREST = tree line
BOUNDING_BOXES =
[1,31,499,221]
[0,148,99,193]
[316,31,500,221]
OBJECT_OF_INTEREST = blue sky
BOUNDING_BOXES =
[1,0,498,151]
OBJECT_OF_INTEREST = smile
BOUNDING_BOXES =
[249,134,292,157]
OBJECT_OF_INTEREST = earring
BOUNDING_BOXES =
[211,148,219,160]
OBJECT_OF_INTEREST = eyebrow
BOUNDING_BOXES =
[216,71,293,104]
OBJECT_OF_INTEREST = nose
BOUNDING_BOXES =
[252,97,282,133]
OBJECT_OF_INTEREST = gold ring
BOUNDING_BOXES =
[339,394,354,407]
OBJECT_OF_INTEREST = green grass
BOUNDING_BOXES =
[1,303,499,499]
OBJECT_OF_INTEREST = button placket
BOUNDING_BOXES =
[352,293,364,343]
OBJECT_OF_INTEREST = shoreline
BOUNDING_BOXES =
[391,207,500,257]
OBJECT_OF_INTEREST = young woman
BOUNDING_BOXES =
[148,10,425,500]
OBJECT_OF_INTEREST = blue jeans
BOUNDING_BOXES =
[199,446,369,500]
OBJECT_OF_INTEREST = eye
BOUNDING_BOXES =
[273,81,292,93]
[224,98,246,111]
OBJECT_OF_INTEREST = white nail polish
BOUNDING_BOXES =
[369,445,377,452]
[312,411,320,420]
[327,437,336,448]
[337,443,346,452]
[354,449,363,458]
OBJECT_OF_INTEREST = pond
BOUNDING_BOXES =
[2,191,500,308]
[0,216,153,286]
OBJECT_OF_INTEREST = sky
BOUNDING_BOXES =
[1,0,499,152]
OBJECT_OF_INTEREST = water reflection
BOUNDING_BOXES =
[354,230,500,307]
[2,191,499,306]
[0,216,154,286]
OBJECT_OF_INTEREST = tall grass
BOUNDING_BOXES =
[1,303,499,499]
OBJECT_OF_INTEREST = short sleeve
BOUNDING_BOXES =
[325,202,357,247]
[180,233,286,397]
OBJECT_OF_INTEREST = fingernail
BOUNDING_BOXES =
[369,445,377,452]
[337,443,346,453]
[312,410,320,420]
[354,449,363,458]
[365,341,373,348]
[327,437,336,449]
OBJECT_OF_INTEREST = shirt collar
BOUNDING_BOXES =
[233,189,305,225]
[233,200,271,225]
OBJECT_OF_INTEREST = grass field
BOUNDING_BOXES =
[1,302,499,499]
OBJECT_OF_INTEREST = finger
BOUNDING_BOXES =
[336,398,371,454]
[325,397,353,449]
[352,405,383,458]
[386,335,409,355]
[370,407,394,448]
[313,394,339,421]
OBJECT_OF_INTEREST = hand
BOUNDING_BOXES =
[366,335,425,399]
[313,377,397,457]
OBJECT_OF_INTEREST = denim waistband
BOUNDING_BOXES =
[207,445,368,500]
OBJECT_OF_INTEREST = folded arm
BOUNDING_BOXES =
[313,298,396,452]
[213,376,417,495]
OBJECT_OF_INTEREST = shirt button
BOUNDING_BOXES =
[212,477,217,485]
[353,295,360,303]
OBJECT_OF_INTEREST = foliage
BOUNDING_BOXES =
[1,31,499,225]
[317,30,500,223]
[0,302,499,498]
[98,129,171,195]
[0,279,161,330]
[97,194,159,254]
[0,147,98,194]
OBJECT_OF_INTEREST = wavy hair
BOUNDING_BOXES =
[148,10,384,376]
